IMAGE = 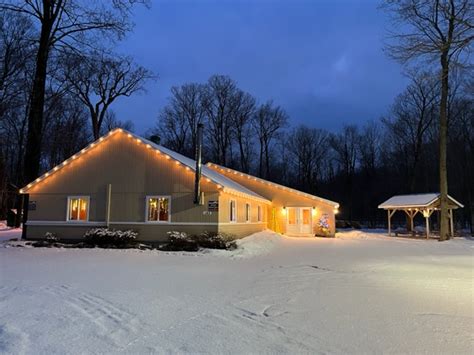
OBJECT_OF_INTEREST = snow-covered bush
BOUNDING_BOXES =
[161,231,237,251]
[194,231,237,250]
[44,232,59,242]
[160,231,199,251]
[83,228,138,248]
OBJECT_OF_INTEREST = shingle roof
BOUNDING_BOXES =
[378,193,463,209]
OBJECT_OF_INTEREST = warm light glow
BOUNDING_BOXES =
[312,206,317,215]
[45,173,50,177]
[175,161,180,165]
[334,208,339,214]
[185,167,190,171]
[127,134,132,138]
[165,155,170,159]
[206,178,211,182]
[282,206,287,215]
[136,138,141,143]
[91,143,95,147]
[216,184,222,189]
[27,184,32,188]
[99,137,104,142]
[146,144,151,149]
[19,189,24,194]
[72,155,77,159]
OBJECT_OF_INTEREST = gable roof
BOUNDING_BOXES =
[20,129,271,204]
[378,193,463,209]
[206,163,340,208]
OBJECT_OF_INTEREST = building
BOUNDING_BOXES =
[20,129,339,241]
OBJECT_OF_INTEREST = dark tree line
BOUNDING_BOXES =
[155,71,473,231]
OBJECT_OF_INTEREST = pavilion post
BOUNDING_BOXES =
[387,209,396,236]
[388,209,391,236]
[425,215,430,239]
[449,209,454,237]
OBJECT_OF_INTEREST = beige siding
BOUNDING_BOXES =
[217,192,267,237]
[209,167,337,236]
[26,132,220,241]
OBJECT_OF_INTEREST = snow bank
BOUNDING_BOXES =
[231,230,283,258]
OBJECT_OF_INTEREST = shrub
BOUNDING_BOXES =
[44,232,59,242]
[83,228,138,248]
[160,231,199,252]
[160,231,237,251]
[194,231,237,250]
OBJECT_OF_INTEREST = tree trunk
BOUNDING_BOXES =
[439,55,450,241]
[22,9,53,185]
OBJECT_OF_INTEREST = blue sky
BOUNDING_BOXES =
[114,0,407,134]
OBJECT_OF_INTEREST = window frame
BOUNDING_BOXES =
[245,202,251,223]
[229,199,237,223]
[66,196,90,222]
[257,205,262,222]
[145,195,171,223]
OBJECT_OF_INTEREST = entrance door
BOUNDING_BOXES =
[286,207,312,235]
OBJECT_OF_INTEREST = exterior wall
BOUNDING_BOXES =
[208,167,337,236]
[25,132,221,242]
[217,192,267,238]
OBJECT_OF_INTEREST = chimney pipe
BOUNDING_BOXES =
[194,123,204,205]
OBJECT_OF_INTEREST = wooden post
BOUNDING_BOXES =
[387,209,396,236]
[449,209,454,237]
[425,215,430,239]
[105,184,112,227]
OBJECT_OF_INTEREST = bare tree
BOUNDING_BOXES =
[101,110,134,134]
[287,125,329,193]
[231,90,256,173]
[203,75,238,166]
[156,83,207,156]
[63,52,153,139]
[252,101,288,179]
[383,71,439,191]
[384,0,474,240]
[0,0,148,185]
[330,125,359,220]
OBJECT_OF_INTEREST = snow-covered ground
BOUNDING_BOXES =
[0,228,473,354]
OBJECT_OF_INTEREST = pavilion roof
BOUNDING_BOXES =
[378,193,463,210]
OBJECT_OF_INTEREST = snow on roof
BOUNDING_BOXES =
[140,135,271,204]
[378,193,463,209]
[206,163,340,208]
[20,129,270,204]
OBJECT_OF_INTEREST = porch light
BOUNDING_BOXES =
[334,208,339,214]
[282,206,287,215]
[312,206,316,215]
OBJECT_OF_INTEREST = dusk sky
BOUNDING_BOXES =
[114,0,408,134]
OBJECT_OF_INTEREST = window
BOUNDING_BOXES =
[245,203,251,223]
[230,200,236,222]
[67,196,89,221]
[147,196,170,222]
[257,205,262,222]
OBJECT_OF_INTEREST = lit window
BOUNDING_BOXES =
[230,200,236,222]
[245,203,251,222]
[147,196,170,222]
[257,205,262,222]
[67,196,89,221]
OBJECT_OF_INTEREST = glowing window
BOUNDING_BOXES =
[288,208,296,225]
[230,200,236,222]
[245,203,251,222]
[67,196,89,221]
[302,209,311,225]
[147,196,170,222]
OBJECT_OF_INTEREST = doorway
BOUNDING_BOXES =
[286,207,312,235]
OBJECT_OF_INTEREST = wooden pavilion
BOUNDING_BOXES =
[378,193,464,238]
